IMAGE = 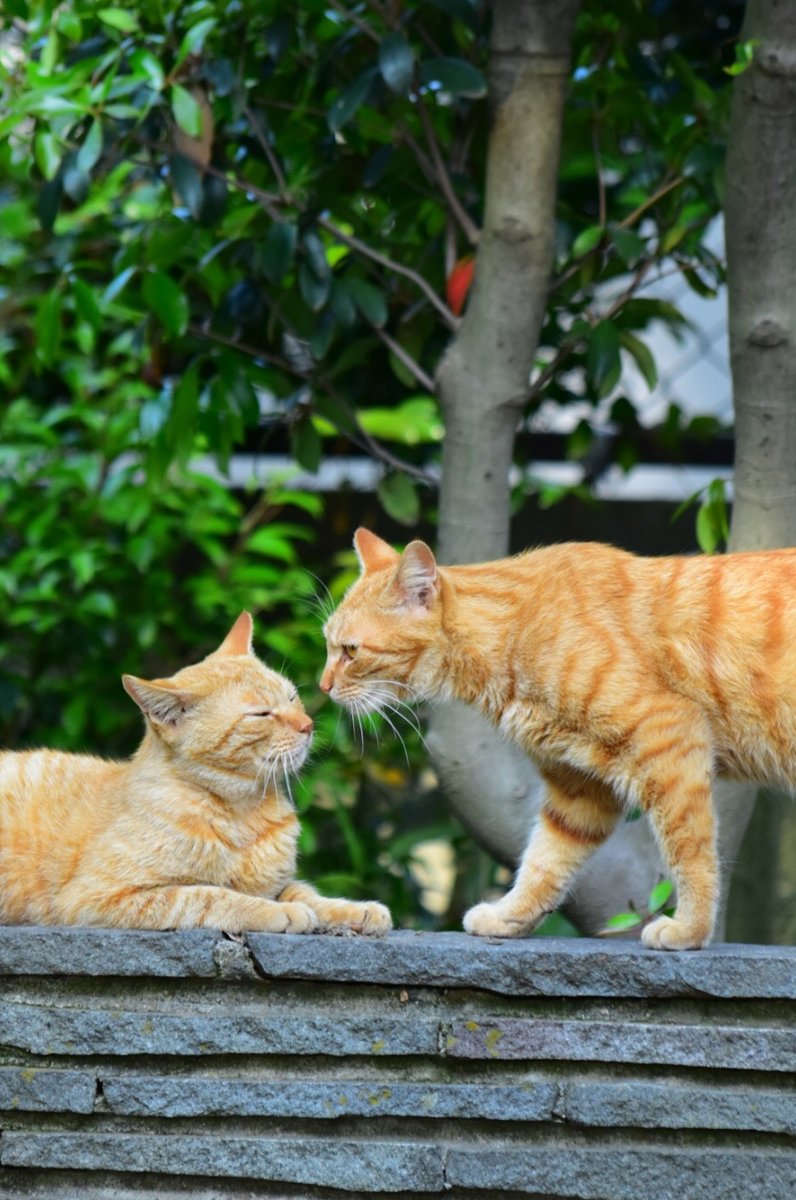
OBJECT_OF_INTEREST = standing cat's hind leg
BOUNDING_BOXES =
[626,707,718,951]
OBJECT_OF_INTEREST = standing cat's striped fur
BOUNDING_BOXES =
[0,612,391,934]
[321,528,796,950]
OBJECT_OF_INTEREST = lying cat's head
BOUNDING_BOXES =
[123,613,312,795]
[320,528,443,715]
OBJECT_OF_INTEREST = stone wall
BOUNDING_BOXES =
[0,927,793,1198]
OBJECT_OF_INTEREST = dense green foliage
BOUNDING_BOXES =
[0,0,742,924]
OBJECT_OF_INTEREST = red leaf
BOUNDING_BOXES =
[446,255,475,317]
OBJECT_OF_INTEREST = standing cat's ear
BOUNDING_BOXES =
[353,527,399,574]
[122,676,195,726]
[215,611,254,656]
[394,541,438,611]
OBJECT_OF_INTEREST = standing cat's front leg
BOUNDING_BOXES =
[464,766,622,938]
[623,705,718,951]
[278,881,392,935]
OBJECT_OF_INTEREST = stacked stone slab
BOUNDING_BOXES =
[0,928,793,1198]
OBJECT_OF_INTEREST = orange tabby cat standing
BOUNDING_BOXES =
[0,612,390,934]
[321,528,796,951]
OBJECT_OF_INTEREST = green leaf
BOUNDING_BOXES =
[102,265,137,306]
[34,131,61,181]
[129,49,165,91]
[602,911,642,932]
[37,177,62,231]
[619,330,657,391]
[648,880,674,913]
[586,321,621,398]
[346,277,387,327]
[40,27,59,76]
[379,32,415,94]
[35,291,62,367]
[299,262,330,312]
[290,420,322,473]
[419,57,486,98]
[302,231,330,281]
[97,7,139,33]
[262,221,297,282]
[170,154,203,217]
[309,311,335,361]
[696,502,719,554]
[327,69,376,132]
[76,119,103,174]
[377,473,420,525]
[247,528,299,563]
[359,397,443,444]
[724,38,758,76]
[142,271,190,337]
[609,227,645,265]
[572,225,603,258]
[72,278,102,330]
[171,84,203,137]
[176,18,216,68]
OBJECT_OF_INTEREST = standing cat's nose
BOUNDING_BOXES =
[319,668,333,694]
[298,716,314,735]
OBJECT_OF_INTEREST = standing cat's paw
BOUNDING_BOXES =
[274,901,319,934]
[463,901,532,939]
[641,914,711,951]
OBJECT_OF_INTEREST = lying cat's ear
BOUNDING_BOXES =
[353,527,399,574]
[122,676,195,726]
[215,611,254,656]
[394,540,438,611]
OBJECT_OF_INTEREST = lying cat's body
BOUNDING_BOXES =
[0,612,390,934]
[321,529,796,950]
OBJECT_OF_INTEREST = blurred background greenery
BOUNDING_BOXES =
[0,0,748,930]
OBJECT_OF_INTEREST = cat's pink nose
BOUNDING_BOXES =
[298,716,314,735]
[319,670,333,694]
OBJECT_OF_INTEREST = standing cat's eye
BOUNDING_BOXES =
[341,644,357,662]
[247,710,273,718]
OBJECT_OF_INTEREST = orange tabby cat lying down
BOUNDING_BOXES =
[0,612,391,934]
[321,528,796,951]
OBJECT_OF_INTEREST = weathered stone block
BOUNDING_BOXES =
[0,1133,446,1193]
[0,1001,439,1058]
[0,928,219,978]
[446,1144,796,1199]
[102,1073,558,1121]
[0,1067,95,1114]
[445,1017,796,1071]
[561,1078,796,1135]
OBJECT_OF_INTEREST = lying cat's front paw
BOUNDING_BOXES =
[327,900,392,936]
[463,901,530,939]
[276,901,319,934]
[641,914,710,951]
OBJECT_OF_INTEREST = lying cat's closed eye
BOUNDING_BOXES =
[0,611,391,936]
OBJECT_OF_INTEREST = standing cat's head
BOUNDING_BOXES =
[122,613,313,798]
[320,528,444,715]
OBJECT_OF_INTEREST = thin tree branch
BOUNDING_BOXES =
[317,215,459,330]
[327,0,380,42]
[243,102,289,194]
[592,120,606,229]
[417,98,480,246]
[551,175,686,296]
[368,322,436,391]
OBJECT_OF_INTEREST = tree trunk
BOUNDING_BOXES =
[724,0,796,944]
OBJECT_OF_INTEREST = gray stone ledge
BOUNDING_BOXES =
[247,930,796,999]
[1,928,795,999]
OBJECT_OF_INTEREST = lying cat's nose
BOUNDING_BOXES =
[298,716,314,735]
